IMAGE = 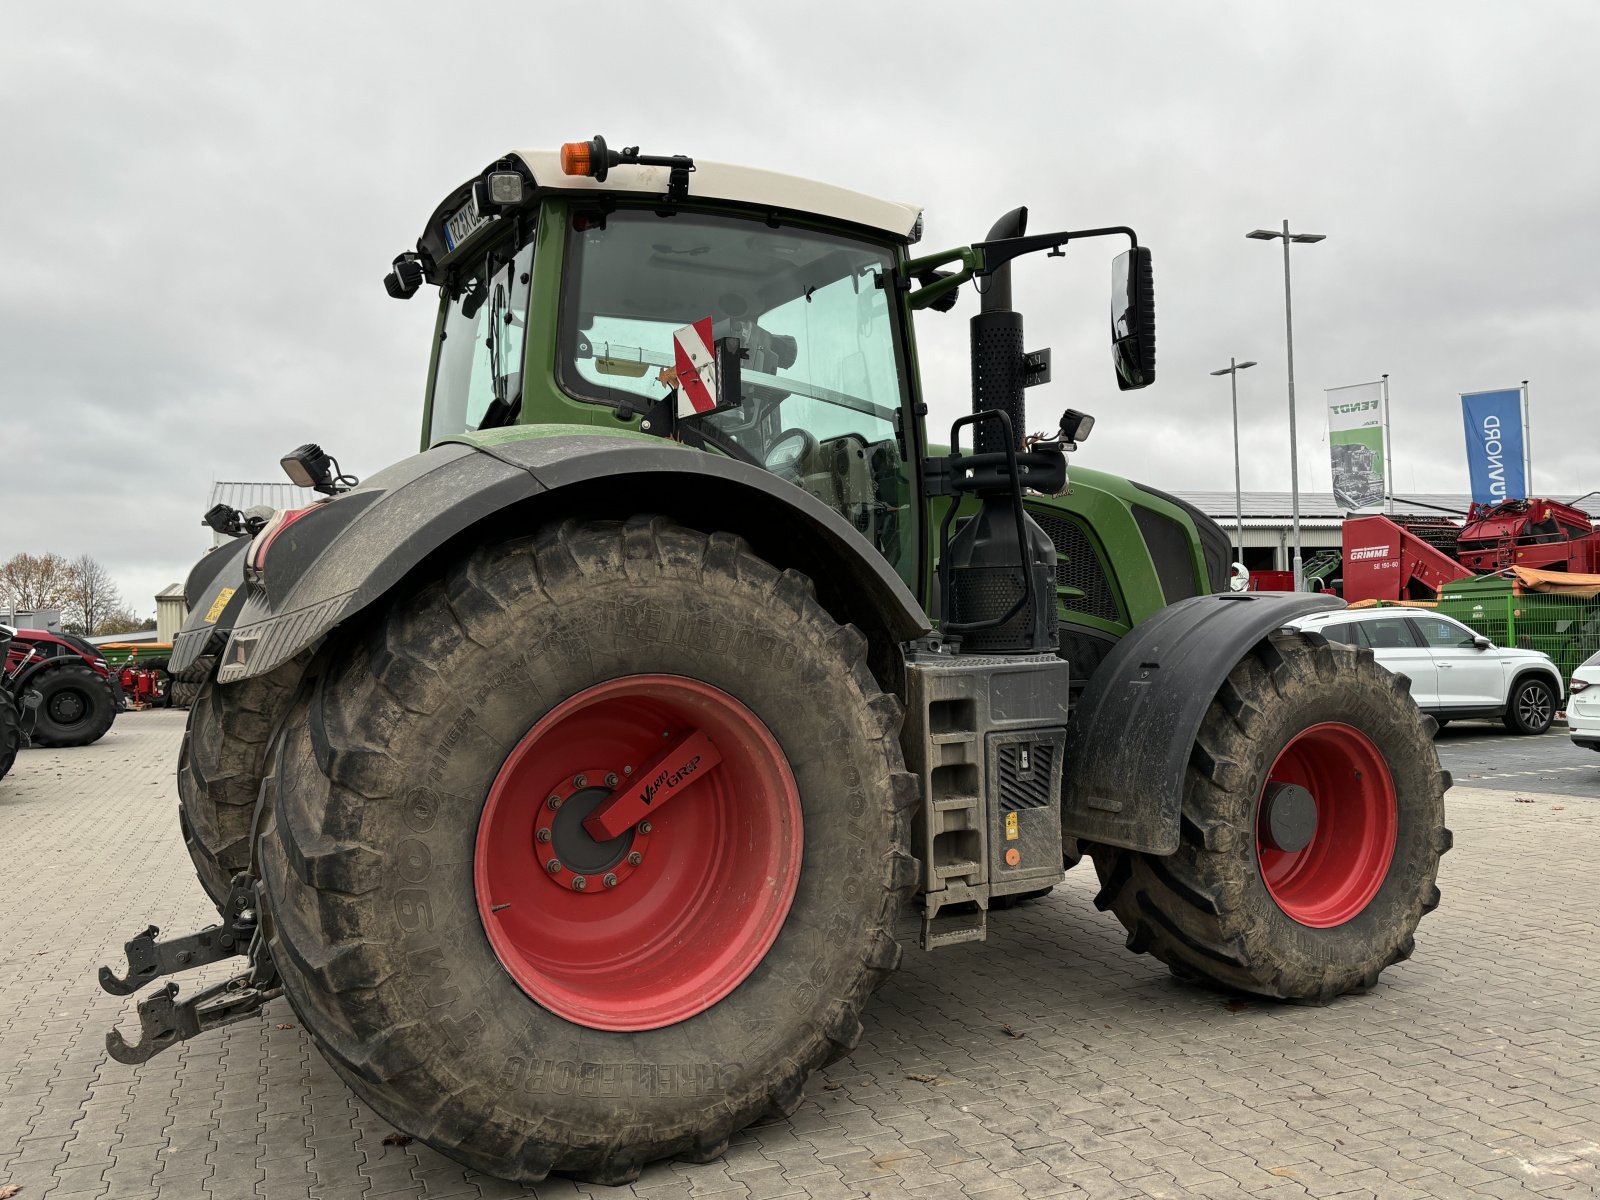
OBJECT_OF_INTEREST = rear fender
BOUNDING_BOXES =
[1062,591,1342,854]
[170,538,253,673]
[217,432,931,683]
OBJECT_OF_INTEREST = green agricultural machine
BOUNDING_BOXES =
[102,140,1452,1184]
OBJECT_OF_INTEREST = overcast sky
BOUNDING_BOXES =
[3,1,1597,615]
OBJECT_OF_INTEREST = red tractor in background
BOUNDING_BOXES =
[2,625,121,747]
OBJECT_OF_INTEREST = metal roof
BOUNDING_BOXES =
[156,583,186,600]
[1169,491,1600,522]
[208,481,318,513]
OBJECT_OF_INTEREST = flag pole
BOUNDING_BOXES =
[1521,379,1531,496]
[1381,373,1392,515]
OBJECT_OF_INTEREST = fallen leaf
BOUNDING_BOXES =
[1552,806,1566,811]
[1514,797,1535,804]
[274,1023,296,1030]
[0,1184,21,1198]
[1269,1167,1298,1178]
[1223,999,1250,1013]
[1000,1024,1025,1040]
[822,1082,842,1091]
[905,1073,940,1084]
[381,1133,412,1146]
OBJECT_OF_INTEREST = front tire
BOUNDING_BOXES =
[1091,631,1452,1002]
[1503,675,1555,735]
[256,518,916,1183]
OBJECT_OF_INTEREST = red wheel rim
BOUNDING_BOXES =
[1257,722,1397,928]
[474,675,802,1031]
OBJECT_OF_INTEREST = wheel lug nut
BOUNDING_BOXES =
[605,773,618,787]
[603,873,618,888]
[627,851,643,866]
[571,875,587,891]
[639,821,653,835]
[536,829,551,843]
[547,795,562,810]
[546,858,562,874]
[574,774,588,788]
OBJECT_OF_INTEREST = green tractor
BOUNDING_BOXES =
[102,139,1452,1184]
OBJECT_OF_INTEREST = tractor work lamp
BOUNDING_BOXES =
[1058,409,1095,444]
[280,444,336,494]
[472,170,525,217]
[384,252,425,300]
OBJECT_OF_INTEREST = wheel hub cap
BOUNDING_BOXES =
[1257,722,1398,928]
[474,675,803,1031]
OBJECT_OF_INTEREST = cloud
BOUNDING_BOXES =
[3,0,1596,610]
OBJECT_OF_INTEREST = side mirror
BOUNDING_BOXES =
[1473,635,1493,650]
[1111,247,1156,391]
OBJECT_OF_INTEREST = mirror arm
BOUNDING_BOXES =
[900,246,982,311]
[974,225,1139,276]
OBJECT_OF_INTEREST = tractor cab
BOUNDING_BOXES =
[409,142,925,576]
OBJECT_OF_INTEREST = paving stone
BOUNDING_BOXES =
[4,711,1599,1200]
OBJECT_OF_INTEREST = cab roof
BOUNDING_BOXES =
[509,150,923,240]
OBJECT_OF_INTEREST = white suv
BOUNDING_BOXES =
[1569,650,1599,752]
[1288,608,1565,735]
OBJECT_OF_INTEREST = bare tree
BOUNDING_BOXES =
[0,552,74,614]
[63,554,125,635]
[96,608,147,637]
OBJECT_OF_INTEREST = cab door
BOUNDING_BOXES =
[1356,616,1439,707]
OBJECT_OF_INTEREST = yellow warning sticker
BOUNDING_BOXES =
[1005,811,1019,841]
[204,587,236,624]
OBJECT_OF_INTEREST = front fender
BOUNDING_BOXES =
[217,432,930,683]
[1061,591,1342,854]
[170,538,253,673]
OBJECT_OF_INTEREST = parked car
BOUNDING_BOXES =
[1569,650,1599,752]
[1287,607,1564,735]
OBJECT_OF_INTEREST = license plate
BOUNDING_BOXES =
[442,201,489,252]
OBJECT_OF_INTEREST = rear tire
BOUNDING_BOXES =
[1090,631,1452,1003]
[29,663,117,747]
[256,518,916,1183]
[177,661,302,906]
[1503,675,1555,735]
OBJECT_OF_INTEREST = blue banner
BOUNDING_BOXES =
[1460,389,1526,504]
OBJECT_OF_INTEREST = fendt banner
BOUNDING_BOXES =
[1326,381,1387,511]
[1460,388,1526,504]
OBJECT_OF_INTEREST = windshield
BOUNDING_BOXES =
[428,234,534,443]
[560,209,915,573]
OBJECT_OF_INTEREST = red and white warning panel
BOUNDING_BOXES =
[673,318,719,418]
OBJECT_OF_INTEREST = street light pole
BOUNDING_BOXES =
[1210,358,1258,564]
[1248,221,1326,592]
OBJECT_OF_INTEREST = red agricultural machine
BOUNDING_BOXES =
[1343,496,1600,603]
[1,625,121,747]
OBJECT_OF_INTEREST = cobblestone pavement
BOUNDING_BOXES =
[2,709,1596,1200]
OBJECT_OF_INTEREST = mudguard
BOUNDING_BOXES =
[1061,591,1342,854]
[170,538,253,674]
[216,431,930,684]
